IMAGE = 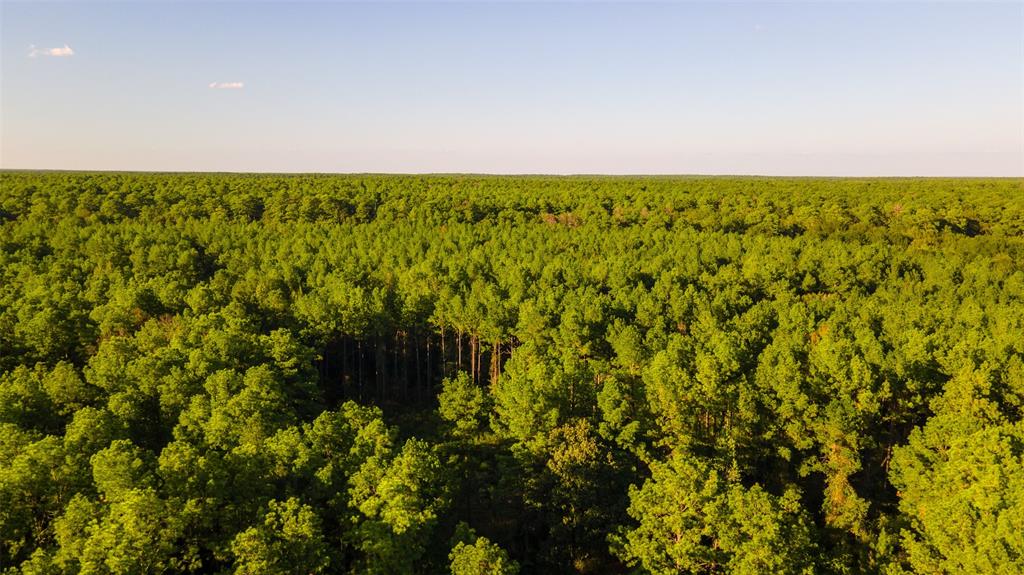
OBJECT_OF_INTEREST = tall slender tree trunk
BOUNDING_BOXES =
[357,341,363,401]
[393,332,400,401]
[427,334,433,389]
[340,338,348,401]
[440,324,446,378]
[491,339,500,385]
[415,335,422,403]
[376,337,385,401]
[457,330,463,372]
[470,335,477,384]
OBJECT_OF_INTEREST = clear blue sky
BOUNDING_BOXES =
[2,1,1022,175]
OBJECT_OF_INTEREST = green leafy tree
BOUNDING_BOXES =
[50,489,186,574]
[889,366,1024,574]
[231,498,331,575]
[438,372,487,438]
[348,438,447,574]
[615,452,817,575]
[449,523,519,575]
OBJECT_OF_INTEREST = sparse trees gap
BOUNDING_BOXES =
[1,172,1021,574]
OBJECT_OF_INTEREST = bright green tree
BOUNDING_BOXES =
[231,498,331,575]
[616,452,817,575]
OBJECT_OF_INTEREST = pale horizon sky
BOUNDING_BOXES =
[2,1,1022,176]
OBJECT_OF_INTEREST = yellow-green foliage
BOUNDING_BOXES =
[1,172,1021,573]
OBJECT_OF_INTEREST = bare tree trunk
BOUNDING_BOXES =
[393,332,400,402]
[470,335,477,384]
[377,337,386,401]
[357,341,363,401]
[440,324,446,378]
[457,330,463,372]
[491,339,500,385]
[341,338,348,401]
[427,333,433,388]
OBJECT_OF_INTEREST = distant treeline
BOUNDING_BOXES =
[1,172,1022,574]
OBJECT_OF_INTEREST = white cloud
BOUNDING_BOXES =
[29,44,74,58]
[208,82,244,89]
[753,24,767,32]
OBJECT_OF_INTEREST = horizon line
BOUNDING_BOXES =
[2,168,1022,180]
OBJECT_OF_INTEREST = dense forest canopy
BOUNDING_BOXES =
[1,172,1022,574]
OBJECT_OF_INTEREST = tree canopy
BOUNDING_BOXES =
[1,171,1022,573]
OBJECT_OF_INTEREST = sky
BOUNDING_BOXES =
[1,1,1022,176]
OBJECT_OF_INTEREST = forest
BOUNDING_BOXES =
[0,171,1022,574]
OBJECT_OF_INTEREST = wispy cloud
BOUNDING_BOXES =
[208,82,244,90]
[29,44,75,58]
[753,24,767,33]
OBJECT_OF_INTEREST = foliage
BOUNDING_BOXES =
[615,452,816,574]
[449,523,520,575]
[1,172,1022,573]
